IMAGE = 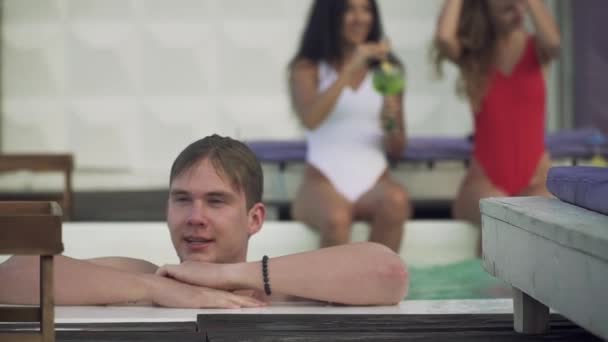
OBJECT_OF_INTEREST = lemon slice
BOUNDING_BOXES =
[381,61,393,74]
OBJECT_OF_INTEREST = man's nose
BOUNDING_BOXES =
[187,200,207,226]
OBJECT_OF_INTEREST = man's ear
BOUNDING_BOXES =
[247,202,266,237]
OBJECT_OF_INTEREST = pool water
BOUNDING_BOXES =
[407,259,512,300]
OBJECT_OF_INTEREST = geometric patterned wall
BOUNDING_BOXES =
[1,0,557,190]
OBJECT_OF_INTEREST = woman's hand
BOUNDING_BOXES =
[343,41,390,79]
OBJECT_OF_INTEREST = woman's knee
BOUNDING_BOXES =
[324,208,353,231]
[380,185,411,220]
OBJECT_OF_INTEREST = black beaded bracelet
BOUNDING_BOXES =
[262,255,272,296]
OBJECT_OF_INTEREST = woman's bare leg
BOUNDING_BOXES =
[453,159,506,256]
[453,159,507,226]
[291,165,353,247]
[354,172,411,253]
[520,152,553,197]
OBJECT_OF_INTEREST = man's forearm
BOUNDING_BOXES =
[0,256,153,306]
[227,242,408,305]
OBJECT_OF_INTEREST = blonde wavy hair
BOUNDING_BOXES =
[431,0,498,110]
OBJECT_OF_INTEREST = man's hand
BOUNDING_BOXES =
[156,261,239,290]
[146,274,265,309]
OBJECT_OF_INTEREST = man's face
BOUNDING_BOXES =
[167,158,264,263]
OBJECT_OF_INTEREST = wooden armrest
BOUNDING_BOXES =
[0,202,63,255]
[0,154,73,172]
[0,202,62,216]
[0,155,74,221]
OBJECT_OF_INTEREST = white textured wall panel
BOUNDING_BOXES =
[66,34,135,96]
[140,36,208,96]
[67,101,137,169]
[222,97,302,140]
[1,0,557,191]
[3,99,67,152]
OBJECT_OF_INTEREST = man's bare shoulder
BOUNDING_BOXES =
[86,257,159,274]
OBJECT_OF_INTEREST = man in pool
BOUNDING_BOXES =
[0,135,408,308]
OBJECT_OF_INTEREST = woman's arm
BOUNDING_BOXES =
[289,59,350,129]
[526,0,561,63]
[381,94,407,160]
[290,43,390,129]
[435,0,464,62]
[158,242,409,306]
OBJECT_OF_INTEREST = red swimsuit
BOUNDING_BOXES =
[474,36,546,196]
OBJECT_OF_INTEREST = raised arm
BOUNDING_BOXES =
[290,43,389,129]
[0,255,264,308]
[290,59,347,130]
[525,0,561,63]
[381,93,407,160]
[435,0,464,62]
[158,242,409,306]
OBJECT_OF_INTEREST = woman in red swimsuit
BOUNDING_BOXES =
[433,0,561,230]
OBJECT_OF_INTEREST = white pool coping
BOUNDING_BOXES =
[0,299,513,324]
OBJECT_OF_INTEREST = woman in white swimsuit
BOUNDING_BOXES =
[288,0,410,252]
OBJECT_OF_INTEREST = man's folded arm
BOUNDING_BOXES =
[0,255,156,306]
[159,242,409,305]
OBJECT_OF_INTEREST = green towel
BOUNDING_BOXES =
[407,259,511,300]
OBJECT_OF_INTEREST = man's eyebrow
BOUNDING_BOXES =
[205,191,234,199]
[169,189,236,199]
[169,189,190,196]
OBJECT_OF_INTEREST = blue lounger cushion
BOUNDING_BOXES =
[246,129,604,164]
[546,166,608,215]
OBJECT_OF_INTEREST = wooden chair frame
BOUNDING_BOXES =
[0,201,64,342]
[0,155,74,220]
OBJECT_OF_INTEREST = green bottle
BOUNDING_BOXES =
[373,61,405,96]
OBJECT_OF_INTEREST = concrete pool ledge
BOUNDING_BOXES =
[481,196,608,340]
[45,299,515,324]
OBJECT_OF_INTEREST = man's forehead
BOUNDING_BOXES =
[170,158,242,195]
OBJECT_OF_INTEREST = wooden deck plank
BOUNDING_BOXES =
[1,315,600,341]
[199,313,599,341]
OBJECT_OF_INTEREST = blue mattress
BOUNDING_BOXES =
[246,129,605,164]
[547,166,608,215]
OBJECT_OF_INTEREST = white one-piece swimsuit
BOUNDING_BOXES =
[305,61,387,203]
